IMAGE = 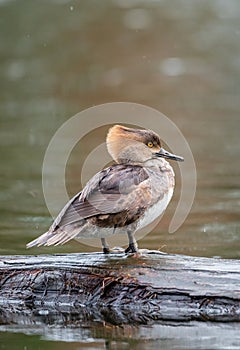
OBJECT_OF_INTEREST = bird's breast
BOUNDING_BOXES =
[136,161,175,229]
[136,186,174,230]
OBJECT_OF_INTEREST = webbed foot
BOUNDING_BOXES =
[102,247,110,254]
[125,242,138,254]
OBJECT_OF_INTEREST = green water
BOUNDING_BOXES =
[0,0,240,348]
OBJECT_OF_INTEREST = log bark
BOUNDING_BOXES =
[0,251,239,324]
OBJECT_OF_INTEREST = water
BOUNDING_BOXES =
[0,0,240,348]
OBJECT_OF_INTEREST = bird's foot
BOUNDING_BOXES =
[125,243,138,254]
[102,247,110,254]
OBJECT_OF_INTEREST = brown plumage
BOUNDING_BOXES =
[27,124,183,253]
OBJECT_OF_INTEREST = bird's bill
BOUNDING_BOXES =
[155,147,184,162]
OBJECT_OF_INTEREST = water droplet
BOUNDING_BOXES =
[160,57,186,77]
[123,9,152,30]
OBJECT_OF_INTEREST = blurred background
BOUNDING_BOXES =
[0,0,239,259]
[0,1,240,348]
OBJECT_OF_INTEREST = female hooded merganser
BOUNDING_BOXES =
[27,125,184,253]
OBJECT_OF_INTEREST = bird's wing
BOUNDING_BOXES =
[26,164,151,248]
[52,164,150,229]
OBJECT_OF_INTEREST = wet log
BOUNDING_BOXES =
[0,251,239,324]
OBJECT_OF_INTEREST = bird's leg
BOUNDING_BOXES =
[125,231,138,253]
[101,238,110,254]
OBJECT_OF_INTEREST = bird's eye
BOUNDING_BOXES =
[147,142,153,148]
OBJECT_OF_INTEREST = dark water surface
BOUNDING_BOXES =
[0,0,240,349]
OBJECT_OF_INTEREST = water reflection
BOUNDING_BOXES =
[1,318,240,349]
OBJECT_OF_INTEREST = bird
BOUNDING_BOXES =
[27,124,184,254]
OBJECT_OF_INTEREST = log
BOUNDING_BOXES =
[0,251,240,324]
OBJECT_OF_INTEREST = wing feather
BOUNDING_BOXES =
[53,164,149,228]
[27,164,150,248]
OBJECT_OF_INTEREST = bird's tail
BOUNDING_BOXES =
[26,231,54,248]
[26,226,80,248]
